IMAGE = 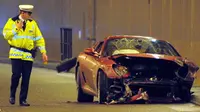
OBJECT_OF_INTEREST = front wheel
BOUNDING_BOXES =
[97,71,110,104]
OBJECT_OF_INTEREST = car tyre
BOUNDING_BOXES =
[97,71,110,104]
[76,66,94,102]
[180,86,191,102]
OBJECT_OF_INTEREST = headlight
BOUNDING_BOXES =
[113,64,129,77]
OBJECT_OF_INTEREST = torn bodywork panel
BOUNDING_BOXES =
[56,57,77,73]
[104,55,199,104]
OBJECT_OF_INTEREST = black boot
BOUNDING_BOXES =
[9,97,15,105]
[20,101,30,106]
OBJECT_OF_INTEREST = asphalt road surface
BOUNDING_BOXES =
[0,63,200,112]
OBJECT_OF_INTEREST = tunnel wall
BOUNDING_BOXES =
[0,0,199,62]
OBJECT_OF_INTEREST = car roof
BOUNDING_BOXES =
[104,35,165,42]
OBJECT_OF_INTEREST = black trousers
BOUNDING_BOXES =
[10,59,33,102]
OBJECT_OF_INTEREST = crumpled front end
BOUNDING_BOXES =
[104,56,198,104]
[105,78,181,104]
[105,79,149,104]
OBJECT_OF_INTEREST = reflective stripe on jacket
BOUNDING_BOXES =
[2,15,46,61]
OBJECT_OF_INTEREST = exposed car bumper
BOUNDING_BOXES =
[105,78,193,104]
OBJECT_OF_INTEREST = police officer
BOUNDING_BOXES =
[2,4,48,106]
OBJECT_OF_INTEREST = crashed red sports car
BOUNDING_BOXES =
[57,35,199,104]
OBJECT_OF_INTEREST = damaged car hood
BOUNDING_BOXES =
[111,53,179,61]
[110,53,185,66]
[110,53,199,73]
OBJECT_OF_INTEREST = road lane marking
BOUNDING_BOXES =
[56,73,75,78]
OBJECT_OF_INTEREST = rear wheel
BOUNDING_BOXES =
[76,66,94,102]
[97,71,110,104]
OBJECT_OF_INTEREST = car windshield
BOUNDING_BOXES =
[103,37,180,56]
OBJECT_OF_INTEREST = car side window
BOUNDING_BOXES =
[92,42,99,49]
[94,42,103,53]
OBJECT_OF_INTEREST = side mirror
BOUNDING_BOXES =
[84,48,94,55]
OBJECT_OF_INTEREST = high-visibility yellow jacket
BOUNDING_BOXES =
[2,15,46,61]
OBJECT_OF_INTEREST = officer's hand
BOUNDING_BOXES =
[42,53,48,63]
[16,20,23,29]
